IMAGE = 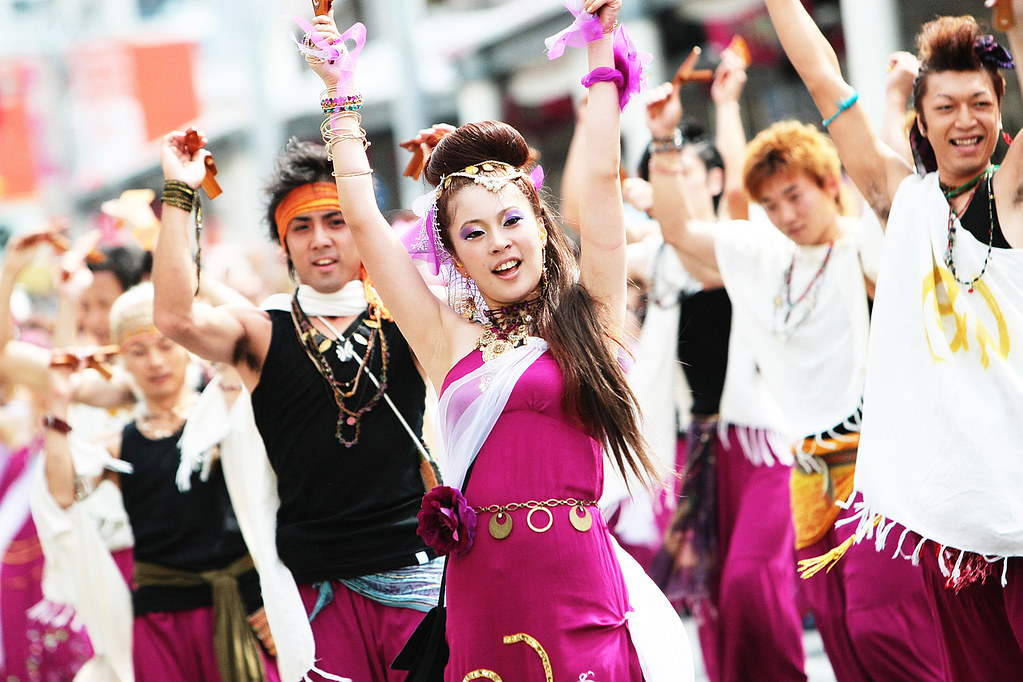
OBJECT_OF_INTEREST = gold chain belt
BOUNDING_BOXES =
[473,498,597,539]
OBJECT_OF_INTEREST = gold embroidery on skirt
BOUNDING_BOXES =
[462,633,554,682]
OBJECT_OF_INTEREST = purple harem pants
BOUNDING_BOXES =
[919,547,1023,681]
[797,494,943,682]
[299,580,427,682]
[692,424,807,682]
[133,606,281,681]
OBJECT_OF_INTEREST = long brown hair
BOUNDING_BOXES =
[426,120,658,487]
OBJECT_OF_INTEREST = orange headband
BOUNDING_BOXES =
[273,182,342,244]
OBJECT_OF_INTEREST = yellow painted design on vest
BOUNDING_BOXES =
[922,265,1009,368]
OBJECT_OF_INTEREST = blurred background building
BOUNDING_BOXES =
[0,0,1015,250]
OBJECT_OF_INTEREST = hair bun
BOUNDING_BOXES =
[425,121,530,186]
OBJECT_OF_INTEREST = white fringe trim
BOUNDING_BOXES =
[720,423,794,468]
[835,492,1014,588]
[26,599,85,632]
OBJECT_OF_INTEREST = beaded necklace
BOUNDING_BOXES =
[135,392,198,440]
[772,241,834,340]
[475,299,540,362]
[290,293,389,447]
[943,166,995,294]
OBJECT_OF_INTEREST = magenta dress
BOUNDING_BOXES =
[442,350,644,681]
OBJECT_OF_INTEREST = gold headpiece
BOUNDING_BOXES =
[438,161,527,198]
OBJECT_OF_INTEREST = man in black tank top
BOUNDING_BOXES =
[153,135,440,681]
[40,283,276,681]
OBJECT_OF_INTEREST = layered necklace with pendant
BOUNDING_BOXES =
[942,165,996,294]
[475,299,540,362]
[136,392,198,440]
[291,295,389,448]
[772,241,834,341]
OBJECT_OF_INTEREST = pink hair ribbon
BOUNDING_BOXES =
[544,0,603,60]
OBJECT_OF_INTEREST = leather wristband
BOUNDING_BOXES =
[42,413,72,434]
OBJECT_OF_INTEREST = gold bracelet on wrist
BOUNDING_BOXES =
[332,169,374,178]
[162,180,197,212]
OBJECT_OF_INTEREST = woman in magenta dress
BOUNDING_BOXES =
[303,1,690,679]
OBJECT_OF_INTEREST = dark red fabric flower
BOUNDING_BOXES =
[417,485,477,557]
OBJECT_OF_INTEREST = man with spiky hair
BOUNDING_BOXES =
[767,0,1023,676]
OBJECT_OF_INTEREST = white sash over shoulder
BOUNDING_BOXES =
[437,340,548,491]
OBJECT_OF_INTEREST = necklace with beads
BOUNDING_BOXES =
[135,392,198,440]
[290,293,389,448]
[772,241,834,340]
[475,299,539,362]
[943,166,995,294]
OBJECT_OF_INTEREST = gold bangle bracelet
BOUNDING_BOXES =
[332,169,374,178]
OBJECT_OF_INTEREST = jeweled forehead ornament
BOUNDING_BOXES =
[438,161,528,197]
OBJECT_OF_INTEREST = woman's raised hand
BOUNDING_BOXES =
[306,12,344,87]
[583,0,621,34]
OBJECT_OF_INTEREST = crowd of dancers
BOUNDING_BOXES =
[1,0,1021,680]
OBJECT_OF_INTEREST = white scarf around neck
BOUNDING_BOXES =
[260,281,368,317]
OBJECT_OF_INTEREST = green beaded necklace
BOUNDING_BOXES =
[942,165,996,294]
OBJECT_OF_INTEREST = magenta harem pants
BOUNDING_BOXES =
[796,496,943,682]
[919,549,1023,681]
[133,606,281,681]
[693,425,807,682]
[299,580,427,682]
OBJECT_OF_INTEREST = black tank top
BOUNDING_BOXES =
[119,422,258,614]
[960,173,1010,249]
[250,308,432,583]
[677,288,731,416]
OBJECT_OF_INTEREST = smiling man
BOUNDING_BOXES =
[152,135,441,681]
[765,1,1023,678]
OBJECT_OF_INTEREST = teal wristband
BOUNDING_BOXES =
[822,91,859,128]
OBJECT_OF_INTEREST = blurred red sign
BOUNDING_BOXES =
[0,60,41,199]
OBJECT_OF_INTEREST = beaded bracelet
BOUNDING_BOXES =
[321,93,362,108]
[822,91,859,128]
[648,128,684,155]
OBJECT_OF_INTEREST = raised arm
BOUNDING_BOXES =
[576,0,629,324]
[711,46,750,220]
[559,98,587,237]
[41,366,79,508]
[0,229,61,391]
[645,82,721,288]
[152,131,266,382]
[764,0,912,225]
[993,0,1023,247]
[881,51,919,167]
[306,13,469,385]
